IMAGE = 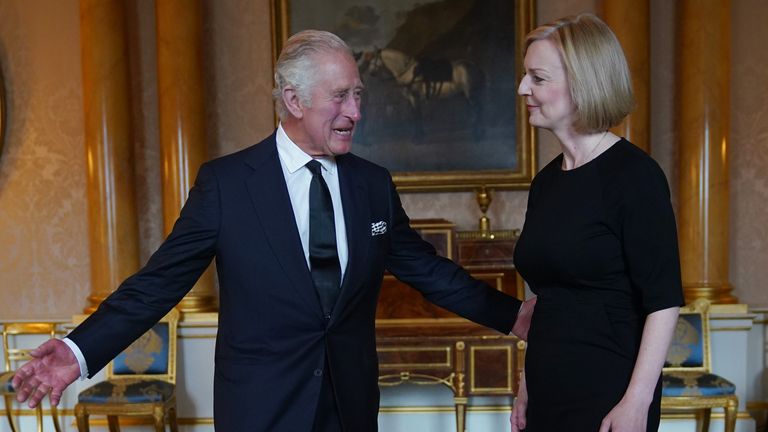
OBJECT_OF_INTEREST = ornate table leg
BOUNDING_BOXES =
[454,341,467,432]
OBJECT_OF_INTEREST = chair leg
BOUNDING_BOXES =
[699,408,712,432]
[35,404,43,432]
[724,398,738,432]
[74,404,90,432]
[50,401,62,432]
[107,415,121,432]
[153,406,166,432]
[3,394,17,432]
[168,405,179,432]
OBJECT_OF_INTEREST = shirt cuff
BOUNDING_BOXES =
[62,337,88,380]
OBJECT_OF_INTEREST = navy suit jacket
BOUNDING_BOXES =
[68,132,522,431]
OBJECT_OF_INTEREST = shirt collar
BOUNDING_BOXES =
[276,124,337,175]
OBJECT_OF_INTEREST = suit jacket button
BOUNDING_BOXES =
[314,369,323,377]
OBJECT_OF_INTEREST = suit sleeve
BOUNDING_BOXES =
[68,162,221,377]
[383,176,521,334]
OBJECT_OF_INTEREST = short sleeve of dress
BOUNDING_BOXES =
[620,158,685,314]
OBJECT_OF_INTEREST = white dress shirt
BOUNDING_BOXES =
[275,124,349,281]
[66,124,350,380]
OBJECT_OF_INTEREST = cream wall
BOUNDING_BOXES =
[0,0,766,320]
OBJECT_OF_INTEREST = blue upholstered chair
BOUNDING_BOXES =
[74,309,180,432]
[661,298,738,432]
[1,322,63,432]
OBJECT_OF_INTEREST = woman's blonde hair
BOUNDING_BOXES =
[525,13,634,133]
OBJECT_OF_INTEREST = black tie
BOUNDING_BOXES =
[306,160,341,319]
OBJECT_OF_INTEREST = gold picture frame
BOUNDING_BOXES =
[271,0,537,192]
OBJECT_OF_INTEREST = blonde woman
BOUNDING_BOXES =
[511,14,683,432]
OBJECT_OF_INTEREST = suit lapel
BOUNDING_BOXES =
[334,155,371,315]
[244,136,323,319]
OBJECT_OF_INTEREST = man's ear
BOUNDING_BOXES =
[282,87,304,119]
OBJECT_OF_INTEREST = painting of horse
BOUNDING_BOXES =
[275,0,536,190]
[358,48,485,140]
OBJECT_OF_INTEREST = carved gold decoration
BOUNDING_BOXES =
[463,186,525,242]
[378,372,456,393]
[376,346,452,369]
[123,330,163,374]
[476,186,492,234]
[666,319,698,367]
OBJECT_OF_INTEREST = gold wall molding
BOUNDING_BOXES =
[7,408,751,420]
[380,405,512,414]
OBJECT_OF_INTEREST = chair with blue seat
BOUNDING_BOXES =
[74,308,180,432]
[1,322,63,432]
[661,298,738,432]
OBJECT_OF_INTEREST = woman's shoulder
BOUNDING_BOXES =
[600,139,667,182]
[599,139,672,201]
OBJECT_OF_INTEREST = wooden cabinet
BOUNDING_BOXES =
[375,220,525,432]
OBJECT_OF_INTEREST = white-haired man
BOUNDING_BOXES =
[14,30,535,431]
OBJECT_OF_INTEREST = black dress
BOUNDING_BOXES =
[514,139,684,431]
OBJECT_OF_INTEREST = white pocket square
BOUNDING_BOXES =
[371,221,387,236]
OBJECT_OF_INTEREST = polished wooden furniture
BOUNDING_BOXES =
[661,299,738,432]
[1,322,62,432]
[376,220,524,432]
[74,309,180,432]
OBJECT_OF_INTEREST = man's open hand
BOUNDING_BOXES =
[12,339,80,408]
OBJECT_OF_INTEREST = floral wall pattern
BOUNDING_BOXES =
[0,1,90,319]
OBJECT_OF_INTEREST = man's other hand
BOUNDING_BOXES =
[12,339,80,408]
[511,296,537,340]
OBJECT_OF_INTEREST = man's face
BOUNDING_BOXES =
[293,51,364,157]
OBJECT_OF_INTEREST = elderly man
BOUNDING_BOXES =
[14,30,534,431]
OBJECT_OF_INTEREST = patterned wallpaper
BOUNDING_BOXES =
[730,0,768,306]
[0,0,765,320]
[0,1,90,319]
[203,0,276,158]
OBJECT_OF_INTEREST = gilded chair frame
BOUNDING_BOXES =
[74,308,180,432]
[661,299,738,432]
[1,322,63,432]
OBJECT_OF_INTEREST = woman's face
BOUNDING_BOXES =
[518,39,575,133]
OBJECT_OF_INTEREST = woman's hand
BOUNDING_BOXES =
[598,396,648,432]
[599,307,679,431]
[510,370,528,431]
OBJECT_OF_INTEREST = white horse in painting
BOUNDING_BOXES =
[358,48,485,140]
